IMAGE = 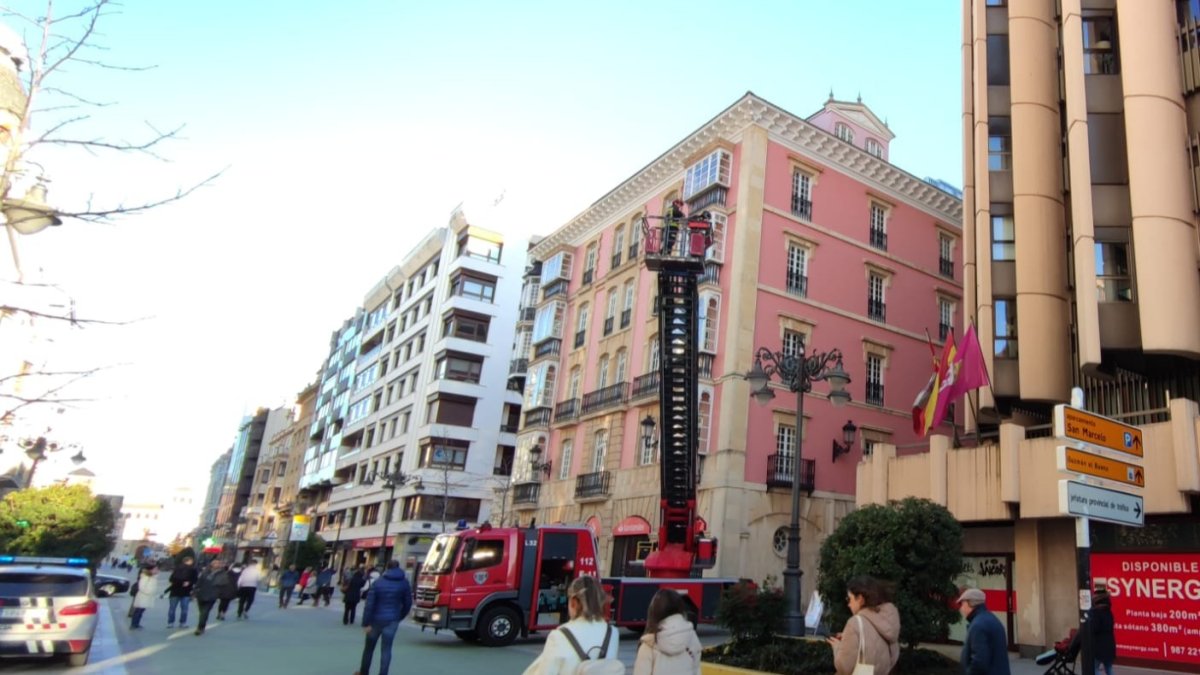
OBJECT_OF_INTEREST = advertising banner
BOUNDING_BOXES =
[289,514,310,542]
[949,555,1015,644]
[1091,553,1200,666]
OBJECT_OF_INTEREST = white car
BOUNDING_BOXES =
[0,556,98,667]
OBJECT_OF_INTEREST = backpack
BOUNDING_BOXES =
[560,625,624,675]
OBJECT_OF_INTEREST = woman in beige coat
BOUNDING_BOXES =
[634,589,702,675]
[827,576,901,675]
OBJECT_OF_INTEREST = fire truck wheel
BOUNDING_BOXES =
[478,605,520,646]
[454,629,479,642]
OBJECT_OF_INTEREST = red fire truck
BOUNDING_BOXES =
[410,205,735,646]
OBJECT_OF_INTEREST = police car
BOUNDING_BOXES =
[0,556,98,667]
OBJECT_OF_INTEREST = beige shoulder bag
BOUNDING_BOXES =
[853,614,875,675]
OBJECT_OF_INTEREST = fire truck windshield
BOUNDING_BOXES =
[424,534,461,574]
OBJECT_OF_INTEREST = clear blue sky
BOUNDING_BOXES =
[6,0,961,510]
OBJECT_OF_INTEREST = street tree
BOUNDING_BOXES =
[282,532,326,571]
[817,497,963,649]
[0,482,115,566]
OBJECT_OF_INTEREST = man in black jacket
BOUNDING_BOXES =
[165,557,198,629]
[192,559,235,636]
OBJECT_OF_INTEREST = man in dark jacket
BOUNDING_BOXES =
[959,588,1011,675]
[165,556,198,629]
[343,567,366,626]
[192,559,235,636]
[355,560,412,675]
[278,564,300,608]
[316,565,336,606]
[1090,589,1116,675]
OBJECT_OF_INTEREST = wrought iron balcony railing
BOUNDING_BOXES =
[554,398,580,423]
[630,372,660,401]
[580,382,628,415]
[513,482,541,505]
[574,471,611,500]
[766,455,816,492]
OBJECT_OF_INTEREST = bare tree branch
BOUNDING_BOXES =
[0,367,103,421]
[0,368,107,385]
[67,56,152,71]
[61,168,225,221]
[37,121,184,159]
[39,1,106,81]
[39,86,114,107]
[0,304,147,326]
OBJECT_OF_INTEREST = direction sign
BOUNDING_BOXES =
[1054,405,1143,458]
[1056,446,1145,489]
[1058,480,1145,527]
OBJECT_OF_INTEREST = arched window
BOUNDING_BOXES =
[598,354,610,388]
[700,294,721,353]
[697,391,713,456]
[568,367,582,400]
[615,349,628,384]
[835,123,854,143]
[592,430,608,471]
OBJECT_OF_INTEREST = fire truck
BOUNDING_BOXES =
[409,205,736,646]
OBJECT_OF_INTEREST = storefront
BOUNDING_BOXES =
[351,536,395,569]
[610,516,652,576]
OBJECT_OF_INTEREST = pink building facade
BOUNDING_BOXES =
[512,93,961,594]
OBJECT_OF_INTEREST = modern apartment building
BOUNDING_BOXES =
[214,409,268,555]
[268,383,317,565]
[511,92,961,598]
[235,406,293,563]
[200,449,231,532]
[855,2,1200,667]
[307,208,528,571]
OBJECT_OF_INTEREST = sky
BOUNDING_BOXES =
[3,0,961,522]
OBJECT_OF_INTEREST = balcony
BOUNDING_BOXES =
[939,257,953,278]
[509,358,528,375]
[521,307,537,322]
[766,455,816,493]
[582,269,594,286]
[574,331,586,349]
[611,252,622,269]
[870,228,887,250]
[628,242,639,260]
[513,482,541,506]
[534,338,562,359]
[524,407,552,429]
[699,263,721,286]
[687,185,727,212]
[866,382,885,407]
[620,309,631,329]
[939,322,951,342]
[791,197,813,220]
[603,317,614,336]
[786,273,807,298]
[630,372,660,401]
[500,423,519,434]
[543,280,568,301]
[868,298,886,322]
[698,354,714,380]
[554,398,580,423]
[575,471,612,501]
[580,382,628,415]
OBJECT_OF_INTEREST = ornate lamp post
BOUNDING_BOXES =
[362,469,422,566]
[746,343,851,637]
[19,435,84,486]
[529,440,552,480]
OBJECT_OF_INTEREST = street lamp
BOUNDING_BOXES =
[18,435,84,486]
[745,343,851,637]
[640,415,659,454]
[831,420,858,463]
[529,440,552,479]
[361,469,422,566]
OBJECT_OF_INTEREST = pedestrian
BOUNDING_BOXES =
[192,559,235,636]
[827,576,901,675]
[362,566,381,602]
[279,564,300,608]
[354,559,412,675]
[344,566,366,625]
[236,559,262,619]
[216,562,238,620]
[267,564,279,593]
[663,199,685,255]
[297,566,314,605]
[317,565,335,606]
[129,564,159,630]
[633,588,702,675]
[958,587,1011,675]
[522,575,619,675]
[1090,589,1116,675]
[164,555,198,629]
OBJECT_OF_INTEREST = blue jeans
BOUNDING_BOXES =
[130,607,146,628]
[359,621,400,675]
[1096,661,1114,675]
[168,596,191,625]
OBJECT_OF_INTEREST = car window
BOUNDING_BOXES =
[0,573,88,597]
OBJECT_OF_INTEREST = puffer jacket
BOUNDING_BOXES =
[131,572,159,610]
[193,568,235,603]
[633,613,702,675]
[361,567,412,626]
[834,602,901,675]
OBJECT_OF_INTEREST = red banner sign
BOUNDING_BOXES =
[1091,553,1200,666]
[613,516,651,536]
[353,536,395,549]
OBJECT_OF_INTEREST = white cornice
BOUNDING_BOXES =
[531,93,962,260]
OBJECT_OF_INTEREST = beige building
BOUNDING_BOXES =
[265,384,317,567]
[857,1,1200,666]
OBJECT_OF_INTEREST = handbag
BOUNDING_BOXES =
[853,614,875,675]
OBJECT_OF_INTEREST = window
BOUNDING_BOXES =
[1095,242,1133,302]
[939,234,954,278]
[697,391,712,456]
[451,272,496,302]
[1082,15,1118,74]
[986,34,1010,85]
[443,311,490,342]
[457,233,502,263]
[707,213,726,262]
[540,252,573,284]
[995,298,1018,358]
[615,349,628,384]
[426,394,477,427]
[869,203,888,250]
[992,215,1015,261]
[419,437,470,469]
[939,298,954,341]
[835,123,854,143]
[597,354,610,388]
[786,243,808,297]
[574,302,589,348]
[435,352,484,383]
[582,243,598,285]
[612,226,625,268]
[460,539,505,571]
[988,118,1011,171]
[402,495,481,523]
[604,291,618,335]
[683,149,732,199]
[532,301,566,343]
[524,363,556,408]
[399,410,410,434]
[791,169,813,219]
[700,294,720,353]
[629,217,642,259]
[648,335,660,373]
[866,354,884,406]
[592,430,608,472]
[639,417,657,466]
[868,273,886,322]
[621,281,635,328]
[865,138,883,158]
[558,439,573,480]
[783,329,804,359]
[567,368,581,400]
[776,422,796,458]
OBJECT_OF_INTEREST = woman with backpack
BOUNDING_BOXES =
[634,589,702,675]
[522,575,621,675]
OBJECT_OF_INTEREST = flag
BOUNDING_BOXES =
[930,325,991,430]
[921,332,957,436]
[910,331,940,434]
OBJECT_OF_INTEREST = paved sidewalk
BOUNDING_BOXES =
[924,644,1176,675]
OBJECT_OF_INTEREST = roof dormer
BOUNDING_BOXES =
[806,92,895,161]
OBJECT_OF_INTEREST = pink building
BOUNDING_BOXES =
[511,93,961,595]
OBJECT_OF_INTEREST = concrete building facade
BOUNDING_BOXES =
[513,92,961,601]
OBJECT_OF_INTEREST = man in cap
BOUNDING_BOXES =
[958,587,1010,675]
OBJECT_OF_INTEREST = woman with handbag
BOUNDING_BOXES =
[827,576,901,675]
[633,588,702,675]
